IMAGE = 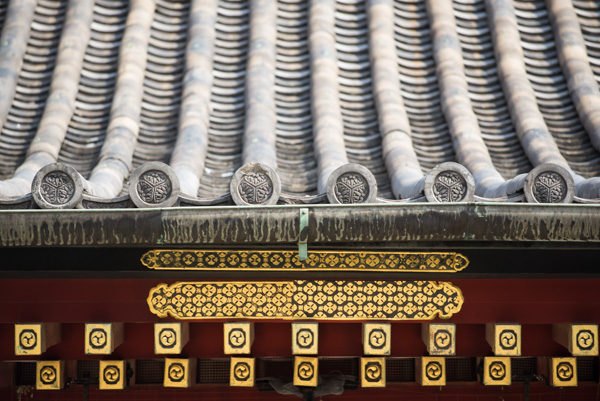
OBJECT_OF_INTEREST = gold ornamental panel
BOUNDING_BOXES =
[142,250,469,273]
[147,280,464,321]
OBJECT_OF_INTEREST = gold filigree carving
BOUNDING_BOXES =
[147,280,464,321]
[141,250,469,273]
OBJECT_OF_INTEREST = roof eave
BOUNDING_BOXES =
[1,203,599,247]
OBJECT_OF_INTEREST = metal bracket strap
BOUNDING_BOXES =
[298,208,309,261]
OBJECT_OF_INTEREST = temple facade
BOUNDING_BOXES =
[0,0,599,400]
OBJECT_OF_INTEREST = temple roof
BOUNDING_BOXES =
[1,0,600,209]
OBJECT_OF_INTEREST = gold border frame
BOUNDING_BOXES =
[141,250,469,273]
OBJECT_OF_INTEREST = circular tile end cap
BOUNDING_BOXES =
[128,162,181,208]
[230,162,281,206]
[326,163,378,204]
[32,163,83,209]
[524,163,574,204]
[424,162,475,203]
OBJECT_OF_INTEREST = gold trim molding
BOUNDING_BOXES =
[141,250,469,273]
[147,280,464,321]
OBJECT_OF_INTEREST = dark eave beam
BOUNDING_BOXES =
[0,203,599,247]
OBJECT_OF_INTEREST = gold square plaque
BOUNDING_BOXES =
[292,322,318,355]
[422,323,455,356]
[486,323,521,356]
[15,324,43,356]
[155,322,189,354]
[164,358,195,388]
[36,361,65,390]
[361,357,386,388]
[294,356,318,387]
[99,360,126,390]
[363,323,391,356]
[224,322,254,355]
[482,357,511,386]
[230,357,255,387]
[553,324,598,356]
[550,357,577,387]
[85,323,123,355]
[417,357,446,386]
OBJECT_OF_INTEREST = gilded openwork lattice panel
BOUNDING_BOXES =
[482,357,511,386]
[36,361,65,390]
[141,250,469,273]
[550,357,577,387]
[224,322,254,355]
[164,358,195,388]
[363,323,391,355]
[292,322,318,355]
[361,357,386,388]
[294,356,318,387]
[147,280,464,321]
[230,357,255,387]
[99,360,126,390]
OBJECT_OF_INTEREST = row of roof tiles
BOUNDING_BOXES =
[0,0,600,209]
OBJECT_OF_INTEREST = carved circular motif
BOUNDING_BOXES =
[234,362,251,381]
[136,170,172,204]
[334,173,369,204]
[89,328,108,349]
[425,361,443,381]
[434,329,452,350]
[103,365,120,384]
[159,328,177,349]
[296,329,314,348]
[229,329,246,348]
[19,330,37,350]
[499,330,517,350]
[40,172,75,205]
[238,172,273,204]
[40,366,57,385]
[576,330,595,351]
[297,362,315,380]
[433,172,467,202]
[168,363,185,382]
[365,362,382,382]
[489,361,506,380]
[556,362,574,381]
[368,329,386,349]
[532,172,567,203]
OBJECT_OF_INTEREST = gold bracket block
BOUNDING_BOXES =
[482,357,511,386]
[361,357,386,388]
[99,360,127,390]
[294,356,319,387]
[230,357,255,387]
[85,323,124,355]
[553,324,598,356]
[486,323,521,356]
[417,357,446,386]
[363,323,391,355]
[15,323,61,356]
[292,322,318,355]
[36,361,65,390]
[422,323,455,356]
[549,357,577,387]
[155,322,189,354]
[164,358,195,388]
[224,322,254,355]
